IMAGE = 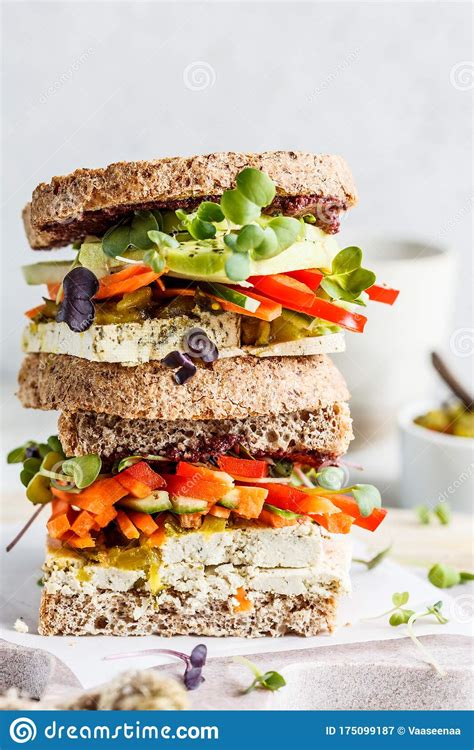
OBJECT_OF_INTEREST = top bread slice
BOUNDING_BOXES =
[24,151,357,249]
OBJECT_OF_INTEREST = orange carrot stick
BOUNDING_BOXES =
[116,509,140,539]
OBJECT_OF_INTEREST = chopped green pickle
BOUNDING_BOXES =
[200,516,227,534]
[414,402,474,438]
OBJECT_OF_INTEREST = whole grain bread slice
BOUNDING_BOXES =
[58,403,353,463]
[38,589,339,637]
[25,151,357,249]
[18,352,350,421]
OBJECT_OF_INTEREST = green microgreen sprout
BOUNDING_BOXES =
[7,441,39,464]
[428,563,474,589]
[406,603,448,677]
[176,202,224,241]
[233,656,286,695]
[216,167,303,281]
[365,591,414,623]
[61,454,102,489]
[367,592,449,676]
[353,544,392,570]
[416,504,431,525]
[116,454,169,472]
[294,464,382,518]
[102,210,174,259]
[308,482,382,517]
[320,246,376,305]
[434,503,451,525]
[415,502,451,526]
[314,466,345,490]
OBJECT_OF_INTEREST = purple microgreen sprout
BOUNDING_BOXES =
[103,644,207,691]
[161,350,191,369]
[5,504,47,553]
[174,362,197,385]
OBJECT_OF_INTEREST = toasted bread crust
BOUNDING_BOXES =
[18,352,350,421]
[25,151,357,248]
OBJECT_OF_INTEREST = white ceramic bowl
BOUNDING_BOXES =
[398,401,474,514]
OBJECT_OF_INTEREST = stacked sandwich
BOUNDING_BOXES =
[10,152,396,637]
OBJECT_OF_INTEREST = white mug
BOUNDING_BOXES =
[336,236,455,443]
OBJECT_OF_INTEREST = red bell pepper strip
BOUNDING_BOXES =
[176,461,233,485]
[217,455,268,479]
[249,274,367,333]
[163,474,230,502]
[255,483,340,515]
[327,494,388,532]
[305,297,367,332]
[118,461,166,490]
[285,269,323,291]
[366,284,399,305]
[249,274,318,312]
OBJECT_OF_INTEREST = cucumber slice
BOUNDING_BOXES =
[171,496,208,514]
[263,503,303,520]
[119,491,171,513]
[22,261,74,286]
[200,282,260,312]
[217,488,240,509]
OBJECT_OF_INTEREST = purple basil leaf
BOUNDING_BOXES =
[162,351,189,369]
[174,362,196,385]
[184,665,205,691]
[57,267,99,333]
[190,644,207,668]
[25,445,40,459]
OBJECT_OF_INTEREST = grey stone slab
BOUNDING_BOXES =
[153,635,474,710]
[0,638,81,701]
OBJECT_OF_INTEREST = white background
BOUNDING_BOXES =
[1,1,473,492]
